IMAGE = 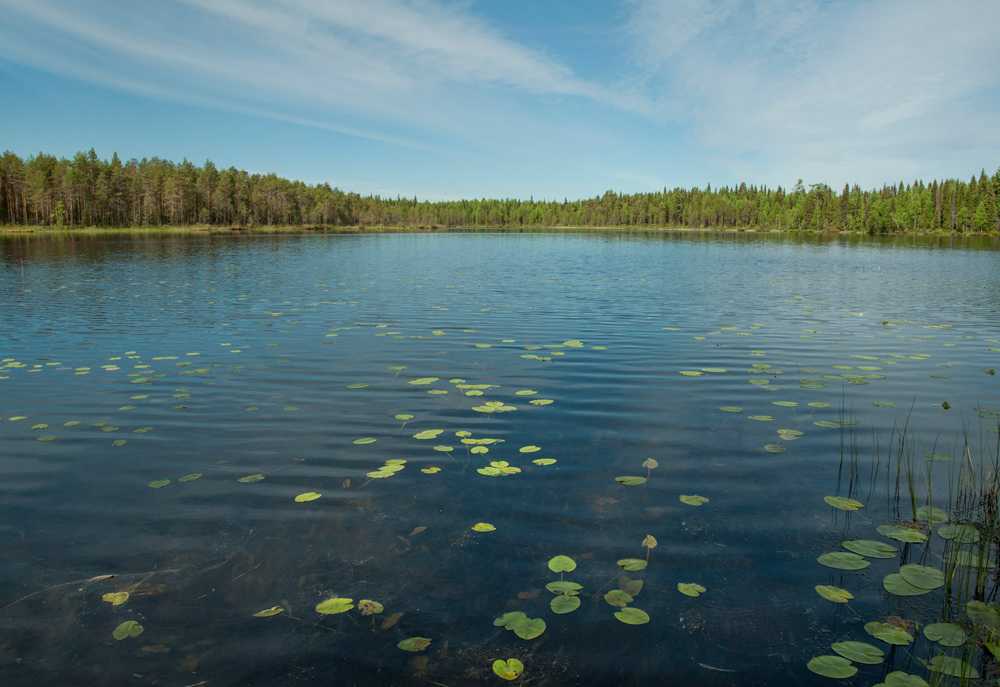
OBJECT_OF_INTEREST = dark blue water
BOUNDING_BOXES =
[1,232,999,686]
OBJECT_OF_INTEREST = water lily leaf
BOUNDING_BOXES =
[967,600,1000,628]
[617,558,647,572]
[421,466,442,474]
[876,524,928,543]
[899,564,944,590]
[492,658,524,681]
[677,583,706,598]
[101,592,129,606]
[358,599,384,616]
[550,595,581,614]
[923,622,965,647]
[432,445,453,452]
[916,506,949,524]
[815,585,853,603]
[353,437,377,445]
[408,377,439,385]
[874,671,929,687]
[315,597,354,615]
[604,589,634,607]
[178,473,202,483]
[471,522,496,533]
[546,581,583,595]
[412,429,444,440]
[253,605,284,618]
[494,611,527,629]
[937,523,979,543]
[807,655,857,679]
[147,479,171,489]
[679,494,709,506]
[927,655,978,679]
[831,640,884,664]
[395,414,414,421]
[532,458,557,466]
[824,495,864,511]
[615,476,647,486]
[397,636,432,652]
[719,406,743,413]
[547,555,576,573]
[817,552,869,571]
[764,443,786,453]
[529,399,554,406]
[614,607,650,625]
[511,616,546,640]
[294,491,321,503]
[883,573,931,596]
[620,577,644,596]
[679,370,703,377]
[519,445,541,453]
[841,539,897,558]
[865,621,914,646]
[112,620,144,640]
[237,473,265,484]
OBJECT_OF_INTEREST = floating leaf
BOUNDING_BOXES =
[353,437,377,445]
[494,611,527,629]
[101,592,130,606]
[615,476,647,486]
[824,495,863,511]
[519,445,541,454]
[679,494,709,506]
[764,443,786,453]
[394,414,414,422]
[864,621,914,646]
[815,585,853,603]
[546,581,583,595]
[876,524,927,543]
[967,600,1000,628]
[471,522,496,533]
[677,583,706,598]
[899,564,944,590]
[831,640,884,665]
[807,655,857,679]
[550,595,580,614]
[927,655,978,679]
[547,555,577,573]
[604,589,634,607]
[407,377,439,385]
[679,370,703,377]
[916,506,949,524]
[238,473,265,483]
[112,620,144,640]
[937,523,980,543]
[510,616,546,640]
[532,458,557,466]
[719,406,743,413]
[874,671,929,687]
[617,558,647,572]
[178,473,202,483]
[614,607,650,625]
[413,429,444,440]
[294,491,321,503]
[923,622,965,647]
[817,552,870,571]
[147,479,170,489]
[315,597,354,615]
[421,466,442,475]
[397,636,432,652]
[253,605,284,618]
[358,599,384,616]
[841,539,897,558]
[492,658,524,681]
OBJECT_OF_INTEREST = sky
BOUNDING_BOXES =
[0,0,998,200]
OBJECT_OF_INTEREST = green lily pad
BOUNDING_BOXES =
[815,585,853,603]
[471,522,496,533]
[719,406,743,413]
[876,524,928,543]
[831,640,884,664]
[865,621,914,646]
[841,539,897,558]
[413,429,444,440]
[253,605,284,618]
[357,599,384,616]
[923,622,966,647]
[510,616,546,640]
[494,611,527,629]
[546,581,583,595]
[824,495,864,511]
[617,558,647,572]
[353,437,377,445]
[817,552,870,571]
[873,671,929,687]
[532,458,557,466]
[492,658,524,681]
[615,475,647,486]
[604,589,634,607]
[899,564,944,590]
[915,506,948,524]
[112,620,144,640]
[238,473,266,483]
[677,583,706,598]
[967,600,1000,628]
[614,607,650,625]
[937,523,980,543]
[518,445,541,453]
[550,595,581,614]
[147,479,171,489]
[547,555,576,573]
[315,597,354,615]
[397,636,432,652]
[927,655,978,679]
[408,377,439,385]
[883,573,932,596]
[294,491,321,503]
[806,655,857,679]
[178,473,202,483]
[679,494,709,506]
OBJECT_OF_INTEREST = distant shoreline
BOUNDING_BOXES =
[2,224,998,238]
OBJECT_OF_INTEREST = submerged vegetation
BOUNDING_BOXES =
[1,149,999,234]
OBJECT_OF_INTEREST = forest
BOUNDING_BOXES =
[1,149,999,234]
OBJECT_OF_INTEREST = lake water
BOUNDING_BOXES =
[2,232,1000,686]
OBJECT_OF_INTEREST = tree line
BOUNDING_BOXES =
[2,149,999,234]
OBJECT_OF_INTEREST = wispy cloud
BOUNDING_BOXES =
[625,0,1000,186]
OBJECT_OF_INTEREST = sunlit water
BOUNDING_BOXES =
[1,232,999,686]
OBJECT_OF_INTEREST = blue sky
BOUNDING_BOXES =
[1,0,998,200]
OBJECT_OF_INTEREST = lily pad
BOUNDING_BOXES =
[397,636,432,652]
[604,589,634,607]
[253,605,284,618]
[413,429,444,440]
[831,640,885,664]
[101,592,130,606]
[865,621,914,646]
[546,581,583,595]
[407,377,439,385]
[679,494,709,506]
[967,600,1000,628]
[492,658,524,681]
[353,437,377,445]
[923,622,965,647]
[315,597,354,615]
[147,479,171,489]
[532,458,557,466]
[547,555,576,573]
[677,583,706,598]
[841,539,897,558]
[510,616,546,640]
[815,585,853,603]
[358,599,384,616]
[899,564,944,590]
[550,595,581,614]
[883,573,932,597]
[824,495,864,511]
[617,558,647,572]
[873,671,929,687]
[615,476,647,486]
[471,522,496,533]
[876,524,928,544]
[927,655,978,679]
[817,552,869,571]
[807,655,857,679]
[614,607,650,625]
[937,523,979,543]
[916,506,949,524]
[112,620,144,640]
[294,491,321,503]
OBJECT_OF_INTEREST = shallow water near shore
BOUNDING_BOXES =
[1,232,1000,686]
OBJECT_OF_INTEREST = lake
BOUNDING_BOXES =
[2,231,1000,686]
